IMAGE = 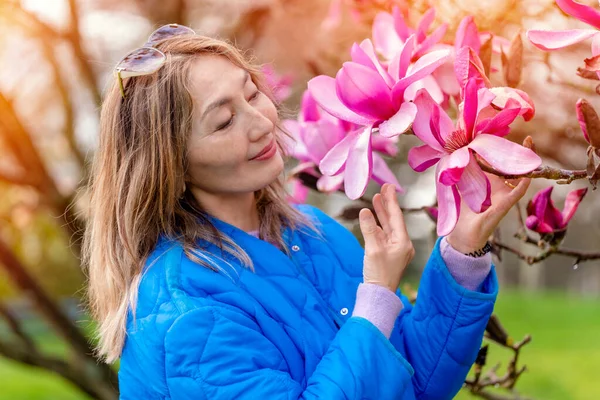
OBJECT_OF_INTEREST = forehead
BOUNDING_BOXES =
[188,55,246,104]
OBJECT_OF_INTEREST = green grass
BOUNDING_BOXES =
[456,290,600,400]
[1,290,599,399]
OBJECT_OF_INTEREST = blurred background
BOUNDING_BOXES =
[0,0,598,399]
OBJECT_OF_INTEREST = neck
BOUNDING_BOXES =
[189,187,259,232]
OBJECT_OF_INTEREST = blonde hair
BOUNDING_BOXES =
[82,34,312,363]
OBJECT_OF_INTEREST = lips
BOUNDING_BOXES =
[250,139,275,160]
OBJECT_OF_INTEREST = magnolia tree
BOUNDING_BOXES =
[271,1,600,399]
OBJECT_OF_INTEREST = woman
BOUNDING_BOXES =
[83,24,530,400]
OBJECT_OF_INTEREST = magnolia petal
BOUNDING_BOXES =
[456,158,492,213]
[392,6,412,40]
[527,186,551,219]
[379,101,417,138]
[454,46,491,90]
[372,11,404,60]
[477,88,497,115]
[288,178,310,204]
[316,174,344,192]
[476,105,521,137]
[319,128,361,175]
[371,134,399,156]
[432,55,461,96]
[525,215,555,233]
[308,76,372,125]
[439,147,470,185]
[372,152,405,194]
[462,78,480,141]
[344,127,374,199]
[556,0,600,29]
[561,187,588,225]
[435,162,461,236]
[431,100,455,143]
[468,134,542,174]
[403,74,445,103]
[489,87,535,121]
[337,62,395,121]
[351,39,395,87]
[526,29,598,50]
[416,8,436,43]
[455,16,481,54]
[412,89,446,151]
[289,161,317,176]
[282,120,310,161]
[527,186,564,231]
[408,144,443,172]
[415,24,448,58]
[388,34,417,81]
[300,90,321,122]
[301,121,344,163]
[393,49,452,104]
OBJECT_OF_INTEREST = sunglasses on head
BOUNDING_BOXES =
[113,23,196,99]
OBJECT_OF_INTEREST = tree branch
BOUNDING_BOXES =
[478,161,588,184]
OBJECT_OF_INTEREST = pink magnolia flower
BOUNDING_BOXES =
[284,90,402,195]
[433,16,511,98]
[308,38,450,199]
[372,7,448,103]
[408,79,542,235]
[525,186,588,244]
[262,64,293,103]
[527,0,600,78]
[372,7,448,62]
[454,46,536,122]
[372,9,510,102]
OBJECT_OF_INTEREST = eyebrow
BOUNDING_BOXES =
[201,70,250,121]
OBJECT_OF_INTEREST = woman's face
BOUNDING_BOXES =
[185,55,283,197]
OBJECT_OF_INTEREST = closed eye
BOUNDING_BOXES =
[215,91,260,132]
[249,91,260,101]
[216,116,233,131]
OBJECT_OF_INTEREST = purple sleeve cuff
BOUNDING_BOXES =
[352,282,403,339]
[440,236,492,292]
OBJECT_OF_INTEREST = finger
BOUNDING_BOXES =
[383,184,409,241]
[373,193,392,236]
[359,208,382,250]
[491,178,531,217]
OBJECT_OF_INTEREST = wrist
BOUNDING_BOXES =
[445,234,488,255]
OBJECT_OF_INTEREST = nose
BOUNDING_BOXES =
[247,106,274,143]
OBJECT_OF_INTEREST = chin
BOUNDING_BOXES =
[256,153,285,189]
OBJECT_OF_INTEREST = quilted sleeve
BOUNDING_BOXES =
[301,205,497,400]
[389,236,498,400]
[164,305,414,400]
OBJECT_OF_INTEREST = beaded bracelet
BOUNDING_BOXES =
[465,242,493,258]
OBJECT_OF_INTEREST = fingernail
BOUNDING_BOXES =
[360,209,373,221]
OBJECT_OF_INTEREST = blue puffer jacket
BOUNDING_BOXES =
[118,204,498,399]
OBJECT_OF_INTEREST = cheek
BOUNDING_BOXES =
[258,97,279,125]
[187,136,248,172]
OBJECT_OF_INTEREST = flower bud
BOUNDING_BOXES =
[576,98,600,147]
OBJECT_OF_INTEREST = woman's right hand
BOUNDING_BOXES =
[359,183,415,293]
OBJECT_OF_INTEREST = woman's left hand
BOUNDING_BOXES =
[446,175,531,254]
